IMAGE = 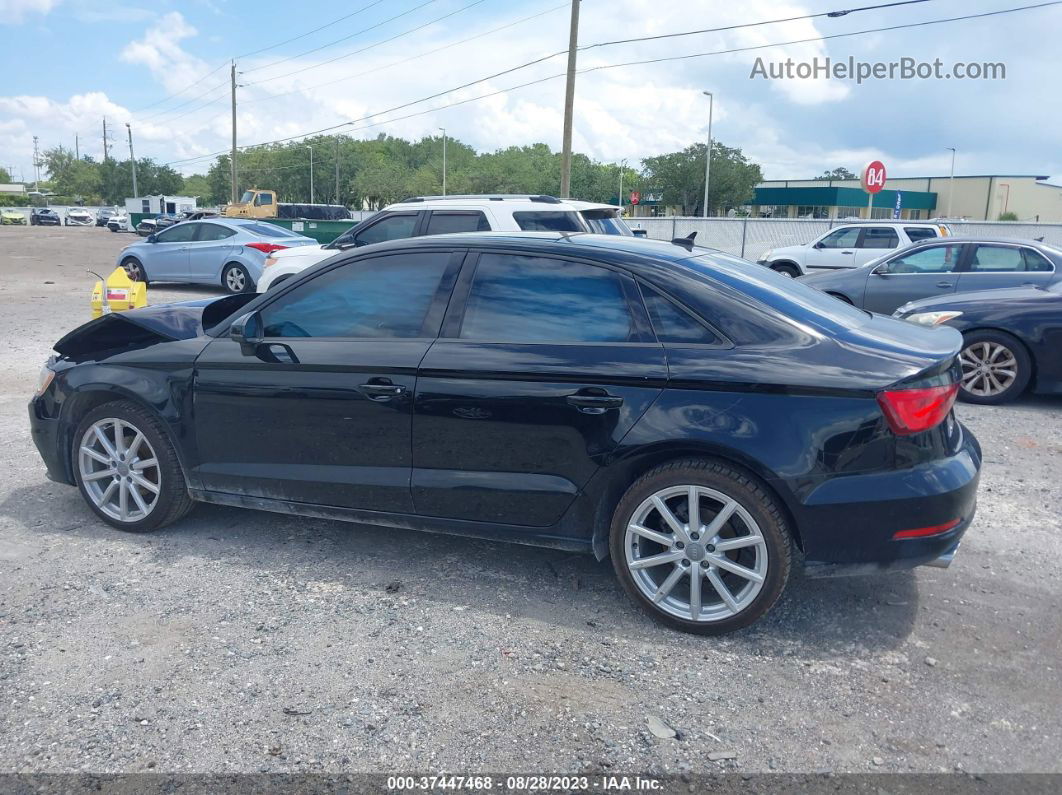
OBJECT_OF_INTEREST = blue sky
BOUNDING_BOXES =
[2,0,1061,185]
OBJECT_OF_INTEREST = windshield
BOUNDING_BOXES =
[240,190,255,203]
[580,210,633,236]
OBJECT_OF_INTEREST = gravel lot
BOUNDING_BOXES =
[1,225,1060,776]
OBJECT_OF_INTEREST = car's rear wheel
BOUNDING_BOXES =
[958,330,1031,405]
[770,262,799,278]
[121,256,147,284]
[223,263,254,293]
[610,459,791,634]
[73,401,194,533]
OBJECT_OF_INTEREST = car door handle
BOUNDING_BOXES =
[567,392,624,414]
[936,281,954,288]
[840,250,854,254]
[358,379,407,401]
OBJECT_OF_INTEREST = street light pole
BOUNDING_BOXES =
[618,159,627,214]
[125,123,138,198]
[439,127,447,196]
[702,91,713,218]
[306,145,314,204]
[946,147,956,218]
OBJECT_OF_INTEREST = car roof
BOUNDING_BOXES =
[385,194,604,213]
[905,236,1051,247]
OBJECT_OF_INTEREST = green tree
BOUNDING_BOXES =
[0,166,11,183]
[182,174,213,202]
[998,211,1019,221]
[815,167,856,181]
[642,142,763,215]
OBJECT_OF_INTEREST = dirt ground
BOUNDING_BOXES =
[0,224,1060,775]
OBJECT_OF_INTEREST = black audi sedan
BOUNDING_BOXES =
[29,207,61,226]
[29,233,981,634]
[894,280,1062,405]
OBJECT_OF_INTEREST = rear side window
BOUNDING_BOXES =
[426,212,490,235]
[860,227,900,249]
[512,211,583,232]
[969,245,1025,272]
[460,254,634,343]
[260,253,450,338]
[245,223,301,238]
[196,223,236,241]
[642,287,719,344]
[905,227,937,242]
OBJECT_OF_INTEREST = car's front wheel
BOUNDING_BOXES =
[73,401,195,532]
[610,459,791,634]
[770,262,800,278]
[121,256,147,284]
[223,263,254,293]
[958,330,1032,405]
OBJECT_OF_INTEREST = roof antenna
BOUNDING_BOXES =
[671,230,697,251]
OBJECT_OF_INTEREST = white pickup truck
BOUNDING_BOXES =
[758,221,952,277]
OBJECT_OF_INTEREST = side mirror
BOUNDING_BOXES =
[872,263,890,275]
[146,234,157,243]
[632,229,648,238]
[229,311,262,355]
[813,241,825,249]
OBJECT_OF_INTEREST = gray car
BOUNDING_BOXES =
[116,218,318,293]
[799,237,1062,314]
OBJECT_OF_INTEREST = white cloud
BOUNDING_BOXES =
[0,0,60,24]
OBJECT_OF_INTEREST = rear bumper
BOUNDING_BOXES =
[791,424,981,577]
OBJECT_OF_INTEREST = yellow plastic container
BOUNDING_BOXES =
[91,267,148,319]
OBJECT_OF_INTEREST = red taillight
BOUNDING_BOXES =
[246,242,289,254]
[876,383,958,436]
[893,518,962,540]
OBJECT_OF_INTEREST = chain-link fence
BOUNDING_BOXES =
[626,217,1062,261]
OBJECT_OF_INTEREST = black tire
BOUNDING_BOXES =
[609,458,792,635]
[71,400,195,533]
[121,256,148,285]
[770,262,800,278]
[222,262,254,293]
[958,330,1032,405]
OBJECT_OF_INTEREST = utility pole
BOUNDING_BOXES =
[126,123,139,197]
[335,136,341,204]
[230,60,238,204]
[305,145,314,203]
[946,147,956,218]
[702,91,714,218]
[618,159,627,214]
[558,0,580,198]
[32,135,40,191]
[439,127,447,196]
[102,117,109,161]
[75,134,79,160]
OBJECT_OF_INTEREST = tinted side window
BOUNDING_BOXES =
[886,244,963,274]
[512,211,583,232]
[355,214,419,246]
[969,245,1025,272]
[156,223,198,243]
[260,253,450,338]
[426,212,490,235]
[905,227,937,242]
[196,223,236,241]
[460,254,634,343]
[1022,249,1054,272]
[245,223,302,238]
[860,227,900,249]
[818,227,861,248]
[642,287,719,344]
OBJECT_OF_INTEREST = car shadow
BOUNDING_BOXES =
[0,481,919,658]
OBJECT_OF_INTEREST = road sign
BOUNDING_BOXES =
[861,161,887,194]
[630,191,640,205]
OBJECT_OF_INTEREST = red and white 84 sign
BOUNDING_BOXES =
[861,160,887,194]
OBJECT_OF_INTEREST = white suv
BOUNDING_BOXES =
[257,195,632,291]
[758,221,952,277]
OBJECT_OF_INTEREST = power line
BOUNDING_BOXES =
[234,0,389,59]
[241,1,568,105]
[165,0,1055,168]
[242,0,442,76]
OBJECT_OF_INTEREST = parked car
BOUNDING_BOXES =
[64,208,94,226]
[256,195,634,291]
[29,208,61,226]
[33,233,980,634]
[800,237,1061,315]
[136,213,181,236]
[107,212,131,233]
[96,207,118,227]
[758,221,951,277]
[895,279,1062,405]
[1,209,27,225]
[116,217,318,293]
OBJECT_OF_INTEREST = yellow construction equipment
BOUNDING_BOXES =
[90,267,148,319]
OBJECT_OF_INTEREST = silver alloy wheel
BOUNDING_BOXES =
[225,267,246,292]
[960,341,1018,397]
[78,418,161,523]
[624,485,767,623]
[123,259,143,281]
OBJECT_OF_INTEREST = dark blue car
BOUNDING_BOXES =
[29,234,981,634]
